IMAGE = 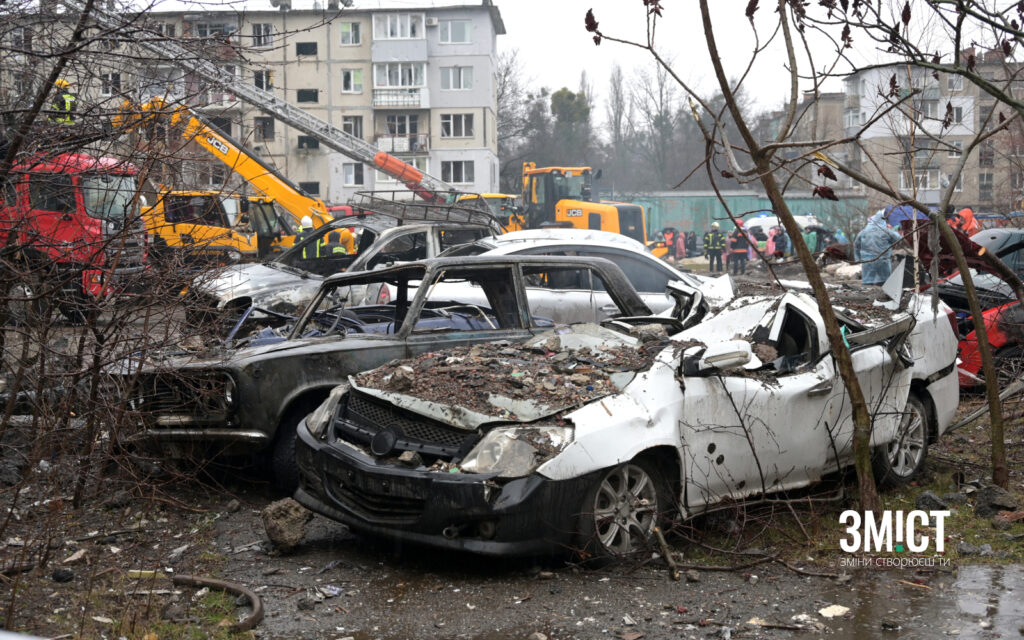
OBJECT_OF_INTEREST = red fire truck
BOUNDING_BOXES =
[1,152,147,320]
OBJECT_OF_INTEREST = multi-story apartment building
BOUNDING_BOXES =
[2,0,505,203]
[842,50,1024,215]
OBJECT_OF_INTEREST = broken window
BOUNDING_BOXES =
[29,174,75,213]
[521,265,614,325]
[412,266,522,333]
[367,232,428,268]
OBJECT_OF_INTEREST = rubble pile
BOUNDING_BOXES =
[355,331,668,417]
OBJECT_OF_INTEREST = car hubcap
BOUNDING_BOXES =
[592,464,658,554]
[887,403,925,477]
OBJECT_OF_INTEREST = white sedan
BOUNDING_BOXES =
[294,281,959,557]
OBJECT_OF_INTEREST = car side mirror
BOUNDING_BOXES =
[696,340,752,373]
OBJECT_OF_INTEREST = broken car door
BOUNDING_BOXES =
[678,295,842,512]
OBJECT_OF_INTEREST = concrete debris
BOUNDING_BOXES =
[818,604,850,618]
[685,570,700,583]
[527,633,548,640]
[51,568,74,583]
[62,549,87,565]
[942,492,969,506]
[354,326,665,419]
[916,491,950,511]
[261,498,313,551]
[974,485,1019,518]
[167,544,189,563]
[790,614,826,631]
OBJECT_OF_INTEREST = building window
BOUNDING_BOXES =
[196,22,237,38]
[343,163,364,186]
[12,26,32,51]
[340,22,360,45]
[386,114,419,135]
[947,74,964,91]
[953,174,964,192]
[373,62,425,88]
[1013,172,1024,191]
[299,181,320,196]
[440,66,473,90]
[254,116,275,141]
[899,169,938,191]
[377,156,427,182]
[100,72,121,97]
[916,100,938,119]
[296,42,318,56]
[442,160,474,184]
[342,69,363,93]
[979,140,995,167]
[441,114,473,137]
[342,115,363,138]
[297,136,320,150]
[296,89,318,103]
[979,172,994,200]
[979,104,994,129]
[951,106,963,124]
[153,22,176,38]
[440,20,470,44]
[373,13,424,40]
[203,164,227,187]
[254,70,272,90]
[209,116,232,137]
[252,23,273,47]
[948,141,963,158]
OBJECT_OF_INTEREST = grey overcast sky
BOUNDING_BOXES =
[494,0,853,115]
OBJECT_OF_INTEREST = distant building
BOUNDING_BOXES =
[2,0,505,203]
[843,49,1024,215]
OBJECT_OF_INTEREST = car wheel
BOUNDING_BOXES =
[577,458,670,558]
[872,394,930,487]
[271,407,308,494]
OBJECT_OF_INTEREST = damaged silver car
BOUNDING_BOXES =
[294,283,959,556]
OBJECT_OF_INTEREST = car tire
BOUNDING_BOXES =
[872,393,930,488]
[271,407,307,494]
[576,457,671,559]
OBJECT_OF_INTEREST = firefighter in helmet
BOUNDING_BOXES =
[50,79,77,125]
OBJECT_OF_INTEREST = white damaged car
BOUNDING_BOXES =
[294,283,959,557]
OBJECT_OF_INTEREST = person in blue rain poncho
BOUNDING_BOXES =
[854,211,903,285]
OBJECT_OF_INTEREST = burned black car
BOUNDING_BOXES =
[109,256,652,489]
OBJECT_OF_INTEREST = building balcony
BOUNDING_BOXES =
[375,133,429,153]
[373,88,428,108]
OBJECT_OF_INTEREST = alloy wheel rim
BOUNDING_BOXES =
[592,463,658,554]
[887,403,925,476]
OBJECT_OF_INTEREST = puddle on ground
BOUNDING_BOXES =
[820,565,1023,639]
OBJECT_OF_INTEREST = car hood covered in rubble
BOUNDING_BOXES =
[350,323,669,430]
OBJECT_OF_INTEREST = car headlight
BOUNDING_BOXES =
[306,384,348,440]
[460,425,573,478]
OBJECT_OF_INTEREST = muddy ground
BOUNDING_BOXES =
[1,393,1022,640]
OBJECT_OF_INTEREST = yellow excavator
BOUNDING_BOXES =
[116,99,334,262]
[516,162,647,243]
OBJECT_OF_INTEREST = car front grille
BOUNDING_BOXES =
[336,390,478,458]
[128,372,231,422]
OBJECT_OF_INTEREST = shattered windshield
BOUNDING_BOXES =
[81,174,138,221]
